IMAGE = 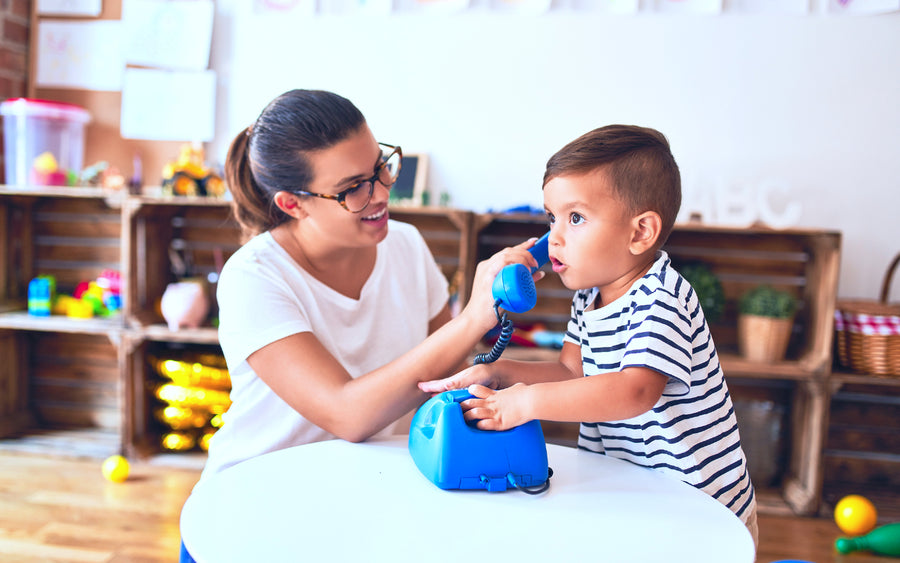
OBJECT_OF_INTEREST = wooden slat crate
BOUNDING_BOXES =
[664,225,841,375]
[823,382,900,522]
[0,330,121,458]
[0,330,33,436]
[124,336,224,467]
[29,332,119,430]
[389,207,474,306]
[123,199,241,329]
[0,196,121,301]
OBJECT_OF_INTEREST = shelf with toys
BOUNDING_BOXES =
[0,184,851,516]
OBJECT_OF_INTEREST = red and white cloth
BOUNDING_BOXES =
[835,310,900,336]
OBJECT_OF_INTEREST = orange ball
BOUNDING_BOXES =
[834,494,878,536]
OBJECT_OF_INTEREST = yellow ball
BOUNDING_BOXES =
[101,455,130,483]
[834,494,878,536]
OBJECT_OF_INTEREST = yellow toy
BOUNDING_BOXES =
[834,494,878,536]
[32,151,77,186]
[101,455,130,483]
[161,143,225,197]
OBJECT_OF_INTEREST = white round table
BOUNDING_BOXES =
[181,436,754,562]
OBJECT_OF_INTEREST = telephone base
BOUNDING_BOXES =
[408,389,549,492]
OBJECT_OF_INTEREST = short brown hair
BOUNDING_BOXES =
[543,125,681,246]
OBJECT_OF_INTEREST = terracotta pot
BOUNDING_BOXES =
[738,314,794,362]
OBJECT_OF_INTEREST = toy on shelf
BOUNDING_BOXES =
[27,271,121,319]
[27,275,55,316]
[152,353,231,453]
[32,151,78,186]
[80,161,128,191]
[160,279,210,331]
[161,143,225,197]
[482,322,565,350]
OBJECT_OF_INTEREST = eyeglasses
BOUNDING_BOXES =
[293,143,402,213]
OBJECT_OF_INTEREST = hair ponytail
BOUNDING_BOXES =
[225,126,287,242]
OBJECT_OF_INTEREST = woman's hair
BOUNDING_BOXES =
[225,89,366,240]
[543,125,682,247]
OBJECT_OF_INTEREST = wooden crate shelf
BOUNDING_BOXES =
[0,329,124,459]
[0,190,875,517]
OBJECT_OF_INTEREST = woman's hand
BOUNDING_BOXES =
[418,362,500,394]
[458,238,546,333]
[459,383,533,431]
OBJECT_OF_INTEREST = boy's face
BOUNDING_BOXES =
[543,168,639,293]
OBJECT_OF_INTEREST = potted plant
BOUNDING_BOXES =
[737,285,798,362]
[679,262,725,323]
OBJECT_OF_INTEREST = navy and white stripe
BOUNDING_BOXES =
[567,251,756,524]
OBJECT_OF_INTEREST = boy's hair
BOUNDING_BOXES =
[543,125,682,247]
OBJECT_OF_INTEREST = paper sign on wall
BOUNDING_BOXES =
[37,0,102,16]
[254,0,317,14]
[120,68,216,142]
[828,0,899,13]
[734,0,809,13]
[654,0,722,13]
[36,20,124,91]
[122,0,214,71]
[571,0,639,13]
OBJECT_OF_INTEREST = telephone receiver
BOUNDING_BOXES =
[491,231,550,314]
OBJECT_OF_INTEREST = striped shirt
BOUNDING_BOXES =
[566,251,756,524]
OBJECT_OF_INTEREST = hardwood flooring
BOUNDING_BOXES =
[0,450,890,563]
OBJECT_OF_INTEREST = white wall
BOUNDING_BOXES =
[209,3,900,301]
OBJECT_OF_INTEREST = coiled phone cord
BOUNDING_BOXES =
[473,300,514,365]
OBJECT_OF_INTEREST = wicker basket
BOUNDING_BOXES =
[834,252,900,377]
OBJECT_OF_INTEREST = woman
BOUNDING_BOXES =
[199,89,542,479]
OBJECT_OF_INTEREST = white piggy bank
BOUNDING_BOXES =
[160,280,210,330]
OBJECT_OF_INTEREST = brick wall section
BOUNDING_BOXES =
[0,0,32,183]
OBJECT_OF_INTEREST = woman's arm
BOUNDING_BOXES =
[246,239,544,443]
[419,340,584,393]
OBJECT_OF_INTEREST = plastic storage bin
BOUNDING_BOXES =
[1,98,90,186]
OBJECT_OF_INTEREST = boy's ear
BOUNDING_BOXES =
[629,211,661,255]
[272,191,307,219]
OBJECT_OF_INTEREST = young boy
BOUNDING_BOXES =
[419,125,758,547]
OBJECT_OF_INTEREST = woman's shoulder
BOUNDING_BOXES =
[220,232,284,278]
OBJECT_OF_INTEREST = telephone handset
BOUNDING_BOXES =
[491,232,550,314]
[474,232,550,365]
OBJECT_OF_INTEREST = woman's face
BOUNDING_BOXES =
[301,124,392,247]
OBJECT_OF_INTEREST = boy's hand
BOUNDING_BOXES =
[418,363,498,394]
[460,383,532,431]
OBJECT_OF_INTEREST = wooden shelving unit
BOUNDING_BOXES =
[1,188,867,516]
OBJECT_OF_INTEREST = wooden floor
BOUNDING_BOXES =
[0,451,889,563]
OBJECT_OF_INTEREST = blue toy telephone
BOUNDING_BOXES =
[408,389,550,493]
[492,231,550,314]
[408,232,553,494]
[473,231,550,365]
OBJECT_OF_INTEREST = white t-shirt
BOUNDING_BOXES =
[200,220,449,479]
